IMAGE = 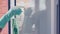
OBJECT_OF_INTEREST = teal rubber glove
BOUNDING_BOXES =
[0,7,22,29]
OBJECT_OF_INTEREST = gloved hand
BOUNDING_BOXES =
[0,7,22,29]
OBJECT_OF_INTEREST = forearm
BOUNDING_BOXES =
[0,7,22,29]
[0,11,14,28]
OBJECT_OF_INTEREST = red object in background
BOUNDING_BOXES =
[0,0,8,14]
[0,0,8,34]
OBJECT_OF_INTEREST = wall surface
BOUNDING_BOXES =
[0,0,8,34]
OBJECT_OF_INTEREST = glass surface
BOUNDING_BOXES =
[11,0,52,34]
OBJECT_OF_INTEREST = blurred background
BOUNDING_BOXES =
[0,0,57,34]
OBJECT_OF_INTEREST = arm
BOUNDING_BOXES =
[0,7,22,29]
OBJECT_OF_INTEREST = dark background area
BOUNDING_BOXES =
[57,0,60,34]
